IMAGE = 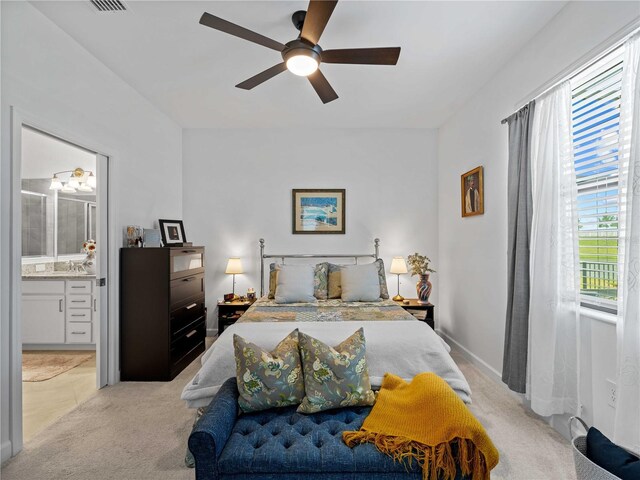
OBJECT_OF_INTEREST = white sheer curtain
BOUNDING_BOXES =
[527,81,581,417]
[614,32,640,454]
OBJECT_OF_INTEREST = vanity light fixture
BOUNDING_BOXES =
[49,167,96,193]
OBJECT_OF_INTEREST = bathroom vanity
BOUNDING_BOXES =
[22,274,97,349]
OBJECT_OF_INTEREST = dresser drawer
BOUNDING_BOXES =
[66,308,92,323]
[170,274,204,309]
[66,322,92,343]
[170,247,205,280]
[22,280,65,295]
[67,295,92,309]
[66,280,92,294]
[171,298,205,339]
[171,320,205,367]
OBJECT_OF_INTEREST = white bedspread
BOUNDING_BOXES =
[181,321,472,408]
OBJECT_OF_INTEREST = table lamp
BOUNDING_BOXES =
[225,257,243,298]
[390,256,408,302]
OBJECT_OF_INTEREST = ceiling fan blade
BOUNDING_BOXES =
[308,69,338,104]
[199,12,286,52]
[236,63,287,90]
[322,47,401,65]
[301,0,338,45]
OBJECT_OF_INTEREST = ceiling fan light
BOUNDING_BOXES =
[61,184,77,193]
[77,184,93,192]
[286,54,318,77]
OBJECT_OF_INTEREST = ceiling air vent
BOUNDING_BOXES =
[90,0,127,12]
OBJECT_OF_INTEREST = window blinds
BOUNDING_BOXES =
[572,47,624,305]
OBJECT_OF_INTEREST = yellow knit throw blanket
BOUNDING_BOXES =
[343,373,499,480]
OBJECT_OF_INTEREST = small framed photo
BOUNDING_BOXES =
[158,219,187,246]
[461,166,484,217]
[292,189,345,234]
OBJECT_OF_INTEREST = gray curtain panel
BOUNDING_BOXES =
[502,101,535,394]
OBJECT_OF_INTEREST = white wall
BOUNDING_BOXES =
[437,0,639,436]
[183,128,438,334]
[1,2,182,461]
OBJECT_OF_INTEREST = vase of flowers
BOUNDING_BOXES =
[82,239,97,275]
[407,252,436,304]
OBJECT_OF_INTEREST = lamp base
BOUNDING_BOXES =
[392,294,405,302]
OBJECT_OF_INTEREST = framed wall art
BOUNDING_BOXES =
[292,189,345,234]
[158,219,187,246]
[461,166,484,217]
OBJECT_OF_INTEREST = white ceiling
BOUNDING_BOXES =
[31,1,567,128]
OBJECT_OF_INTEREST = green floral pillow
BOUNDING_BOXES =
[313,262,329,299]
[233,330,305,413]
[269,262,328,300]
[374,259,390,299]
[297,328,376,413]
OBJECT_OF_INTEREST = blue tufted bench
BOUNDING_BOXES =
[188,378,469,480]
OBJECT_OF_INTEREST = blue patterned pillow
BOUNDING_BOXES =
[297,328,375,413]
[233,330,305,413]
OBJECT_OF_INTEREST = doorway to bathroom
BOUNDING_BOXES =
[19,125,109,442]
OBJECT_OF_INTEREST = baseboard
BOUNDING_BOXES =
[437,329,504,385]
[1,440,12,463]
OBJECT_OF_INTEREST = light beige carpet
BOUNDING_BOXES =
[1,347,576,480]
[22,351,94,382]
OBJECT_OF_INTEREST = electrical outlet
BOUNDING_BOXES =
[606,379,616,408]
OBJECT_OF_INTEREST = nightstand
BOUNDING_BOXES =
[395,299,434,329]
[217,300,255,335]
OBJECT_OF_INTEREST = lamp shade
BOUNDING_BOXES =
[390,257,408,274]
[49,175,63,191]
[225,258,243,275]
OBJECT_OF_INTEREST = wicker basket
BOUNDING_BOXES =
[570,417,622,480]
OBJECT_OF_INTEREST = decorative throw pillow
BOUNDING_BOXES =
[340,263,382,302]
[327,263,342,299]
[268,263,278,299]
[297,328,376,413]
[269,263,328,300]
[587,427,640,480]
[275,264,316,303]
[373,258,390,299]
[233,330,305,413]
[328,260,389,300]
[313,262,329,300]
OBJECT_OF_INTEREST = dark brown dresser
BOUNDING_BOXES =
[120,246,206,381]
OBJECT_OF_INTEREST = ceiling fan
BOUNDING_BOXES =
[199,1,401,104]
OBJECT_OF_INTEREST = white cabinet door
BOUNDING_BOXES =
[22,295,65,344]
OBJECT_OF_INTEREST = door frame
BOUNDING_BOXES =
[8,107,119,456]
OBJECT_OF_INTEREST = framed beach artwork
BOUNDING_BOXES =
[292,189,345,234]
[461,166,484,217]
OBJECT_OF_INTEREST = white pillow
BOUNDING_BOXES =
[274,265,316,303]
[340,263,382,302]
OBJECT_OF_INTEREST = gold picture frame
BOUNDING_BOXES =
[461,166,484,217]
[292,189,346,234]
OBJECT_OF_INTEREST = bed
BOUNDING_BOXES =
[181,239,471,409]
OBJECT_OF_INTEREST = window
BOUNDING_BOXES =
[571,47,624,310]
